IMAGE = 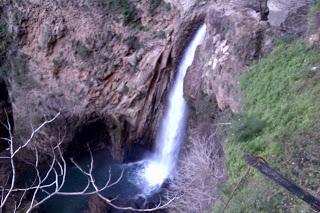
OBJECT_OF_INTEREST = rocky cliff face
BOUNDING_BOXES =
[185,7,270,112]
[0,0,310,164]
[185,0,310,113]
[0,0,217,161]
[0,0,310,163]
[0,0,313,212]
[181,1,311,211]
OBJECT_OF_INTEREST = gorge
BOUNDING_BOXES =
[0,0,319,212]
[37,23,207,212]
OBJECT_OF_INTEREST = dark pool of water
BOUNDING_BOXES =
[34,148,160,213]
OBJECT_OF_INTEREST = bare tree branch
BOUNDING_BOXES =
[0,112,176,212]
[165,130,225,213]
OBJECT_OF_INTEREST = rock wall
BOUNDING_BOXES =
[185,8,270,112]
[0,0,216,161]
[181,1,311,210]
[0,0,309,162]
[0,0,313,211]
[185,0,311,113]
[0,0,310,161]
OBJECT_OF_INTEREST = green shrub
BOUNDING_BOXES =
[125,35,141,50]
[0,16,10,68]
[217,40,320,212]
[233,114,266,142]
[101,0,139,26]
[11,52,33,85]
[155,30,166,39]
[309,0,320,17]
[149,0,162,13]
[74,42,92,60]
[148,0,171,14]
[121,84,129,95]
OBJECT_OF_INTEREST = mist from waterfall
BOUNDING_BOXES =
[142,24,207,192]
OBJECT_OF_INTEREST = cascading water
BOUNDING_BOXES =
[141,24,207,192]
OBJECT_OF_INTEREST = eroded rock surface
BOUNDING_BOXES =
[0,0,216,161]
[0,0,314,212]
[185,7,271,112]
[0,0,310,182]
[185,0,310,113]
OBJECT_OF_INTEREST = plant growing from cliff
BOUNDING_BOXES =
[308,0,320,36]
[155,30,166,39]
[52,56,68,77]
[217,40,320,212]
[0,14,12,79]
[125,35,141,50]
[232,114,266,142]
[75,42,93,61]
[121,84,129,95]
[0,13,34,85]
[100,0,139,26]
[148,0,171,14]
[0,16,10,65]
[148,0,162,13]
[309,0,320,17]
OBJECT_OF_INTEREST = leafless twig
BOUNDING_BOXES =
[0,112,176,212]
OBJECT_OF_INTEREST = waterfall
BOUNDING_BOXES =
[142,24,207,192]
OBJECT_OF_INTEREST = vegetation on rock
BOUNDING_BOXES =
[309,0,320,17]
[0,15,11,78]
[100,0,139,26]
[0,13,30,85]
[125,35,141,50]
[0,17,9,63]
[214,41,320,212]
[149,0,163,13]
[75,41,93,61]
[148,0,171,14]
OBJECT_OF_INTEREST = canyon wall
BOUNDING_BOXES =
[0,0,310,162]
[185,0,310,113]
[0,0,214,161]
[0,0,314,212]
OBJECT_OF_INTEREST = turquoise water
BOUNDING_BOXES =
[38,149,152,212]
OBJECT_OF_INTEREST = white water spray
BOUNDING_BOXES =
[142,24,207,191]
